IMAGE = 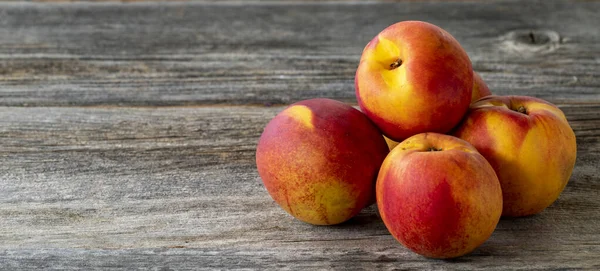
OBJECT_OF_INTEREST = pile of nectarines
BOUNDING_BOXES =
[256,21,576,259]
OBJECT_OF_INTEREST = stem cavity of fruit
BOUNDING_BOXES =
[428,147,443,152]
[516,106,527,114]
[389,59,403,70]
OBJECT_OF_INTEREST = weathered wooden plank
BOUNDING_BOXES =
[0,105,598,269]
[0,0,599,106]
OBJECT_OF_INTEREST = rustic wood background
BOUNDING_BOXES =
[0,0,599,269]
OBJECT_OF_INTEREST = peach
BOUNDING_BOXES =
[256,98,389,225]
[355,21,473,141]
[471,72,492,102]
[453,95,577,217]
[377,133,502,258]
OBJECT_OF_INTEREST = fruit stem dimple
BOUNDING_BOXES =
[428,147,443,152]
[516,106,527,114]
[389,59,403,70]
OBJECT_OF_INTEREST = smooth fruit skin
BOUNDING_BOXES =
[355,21,473,141]
[471,72,492,103]
[376,133,502,259]
[256,98,389,225]
[453,95,577,217]
[384,135,400,150]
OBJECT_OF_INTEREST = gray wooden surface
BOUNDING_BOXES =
[0,0,599,270]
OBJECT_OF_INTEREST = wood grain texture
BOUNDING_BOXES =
[0,0,599,106]
[0,104,599,269]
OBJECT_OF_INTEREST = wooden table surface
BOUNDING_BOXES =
[1,0,599,269]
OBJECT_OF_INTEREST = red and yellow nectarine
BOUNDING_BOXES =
[376,133,502,258]
[355,21,473,141]
[256,98,389,225]
[454,95,577,217]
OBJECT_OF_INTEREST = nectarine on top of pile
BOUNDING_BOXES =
[355,21,473,141]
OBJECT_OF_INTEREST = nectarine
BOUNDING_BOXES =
[355,21,473,141]
[256,98,389,225]
[377,133,502,258]
[454,95,577,217]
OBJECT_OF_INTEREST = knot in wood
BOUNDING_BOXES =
[500,29,561,55]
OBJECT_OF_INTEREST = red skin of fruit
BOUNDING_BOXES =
[471,72,492,103]
[453,95,577,217]
[377,133,502,259]
[256,98,389,225]
[355,21,473,141]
